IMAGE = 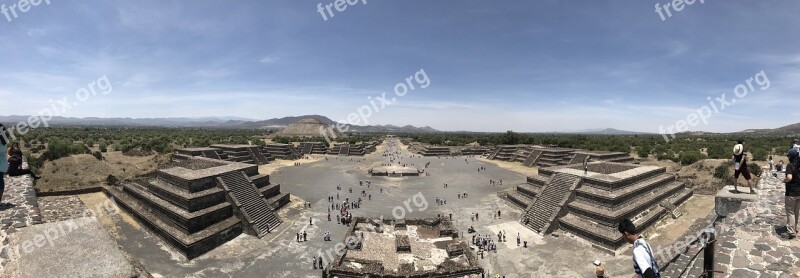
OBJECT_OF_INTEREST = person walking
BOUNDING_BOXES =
[583,155,589,175]
[733,139,755,194]
[0,124,8,206]
[782,149,800,239]
[618,219,660,278]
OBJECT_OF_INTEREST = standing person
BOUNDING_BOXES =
[782,149,800,239]
[0,124,8,206]
[583,155,589,175]
[732,139,755,194]
[768,156,774,172]
[618,219,660,278]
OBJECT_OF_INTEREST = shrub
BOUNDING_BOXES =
[106,174,119,186]
[92,151,104,161]
[713,164,730,180]
[749,162,762,177]
[751,148,769,161]
[680,151,706,165]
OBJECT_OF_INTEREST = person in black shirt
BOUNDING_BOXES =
[783,149,800,239]
[6,143,38,179]
[732,138,755,194]
[0,124,7,206]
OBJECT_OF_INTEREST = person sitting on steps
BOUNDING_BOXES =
[7,143,40,179]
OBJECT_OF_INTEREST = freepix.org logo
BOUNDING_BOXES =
[1,0,51,23]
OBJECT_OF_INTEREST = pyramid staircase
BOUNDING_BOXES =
[487,147,502,160]
[248,147,269,165]
[218,171,282,237]
[568,153,590,165]
[521,173,581,234]
[339,145,350,156]
[302,144,314,155]
[522,150,543,167]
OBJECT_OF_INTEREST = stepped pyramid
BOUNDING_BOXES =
[507,161,693,252]
[106,156,290,259]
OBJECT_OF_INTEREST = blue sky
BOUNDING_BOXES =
[0,0,798,132]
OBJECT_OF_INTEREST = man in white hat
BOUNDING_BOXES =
[593,260,605,278]
[733,138,755,194]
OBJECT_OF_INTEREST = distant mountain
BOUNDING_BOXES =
[567,128,650,135]
[0,114,438,133]
[242,115,336,128]
[0,115,255,128]
[740,122,800,135]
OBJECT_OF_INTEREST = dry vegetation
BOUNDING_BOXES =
[36,151,171,192]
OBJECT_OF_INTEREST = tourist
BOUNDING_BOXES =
[0,124,7,206]
[778,160,785,172]
[6,143,37,178]
[782,149,800,239]
[618,219,660,278]
[303,231,307,242]
[769,156,774,172]
[583,156,589,175]
[732,139,755,194]
[593,260,605,278]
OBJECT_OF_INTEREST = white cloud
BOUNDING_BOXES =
[122,73,158,88]
[259,56,279,64]
[27,28,48,37]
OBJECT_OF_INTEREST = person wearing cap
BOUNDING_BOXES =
[732,138,755,194]
[782,148,800,239]
[593,260,605,278]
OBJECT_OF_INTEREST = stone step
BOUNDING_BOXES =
[218,171,282,237]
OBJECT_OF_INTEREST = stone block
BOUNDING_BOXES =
[715,186,759,217]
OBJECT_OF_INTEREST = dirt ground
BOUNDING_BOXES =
[641,157,770,195]
[646,194,715,250]
[257,154,328,175]
[475,157,538,177]
[35,152,171,192]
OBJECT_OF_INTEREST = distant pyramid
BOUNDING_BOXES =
[275,118,337,137]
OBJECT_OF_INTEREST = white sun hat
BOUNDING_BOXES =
[593,260,601,266]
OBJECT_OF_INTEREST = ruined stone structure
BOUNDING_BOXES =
[406,143,490,156]
[489,145,635,168]
[298,142,328,155]
[419,146,451,156]
[263,143,300,160]
[106,157,289,259]
[506,162,693,252]
[176,145,273,165]
[328,143,378,156]
[326,217,482,278]
[459,147,492,156]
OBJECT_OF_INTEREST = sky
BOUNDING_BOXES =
[0,0,798,133]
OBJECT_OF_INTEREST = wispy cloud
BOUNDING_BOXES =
[259,56,279,64]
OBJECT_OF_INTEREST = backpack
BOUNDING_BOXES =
[634,240,661,278]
